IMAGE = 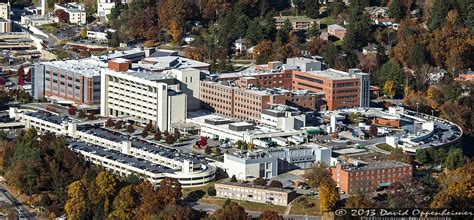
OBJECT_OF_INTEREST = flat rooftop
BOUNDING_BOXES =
[25,111,68,125]
[142,56,210,70]
[189,114,282,135]
[343,160,411,172]
[70,141,174,174]
[77,126,204,164]
[41,58,106,77]
[217,181,294,193]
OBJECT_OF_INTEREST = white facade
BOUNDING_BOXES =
[0,19,10,33]
[54,3,86,25]
[100,68,187,131]
[261,108,306,131]
[86,30,109,41]
[166,68,201,110]
[0,2,10,20]
[9,108,216,187]
[97,0,115,21]
[21,15,55,26]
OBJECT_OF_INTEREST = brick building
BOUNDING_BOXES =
[331,160,412,194]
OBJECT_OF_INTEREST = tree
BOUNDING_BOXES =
[329,0,345,17]
[268,180,283,188]
[154,130,162,141]
[109,185,138,219]
[165,134,175,144]
[127,125,135,134]
[428,0,449,30]
[114,121,123,130]
[106,118,115,127]
[439,101,471,133]
[141,130,149,138]
[304,0,320,19]
[77,110,86,119]
[207,186,216,196]
[253,40,273,64]
[80,28,88,39]
[383,80,396,99]
[430,162,474,209]
[204,147,212,155]
[169,20,183,45]
[230,175,237,182]
[136,181,162,219]
[68,106,76,116]
[322,43,337,67]
[444,148,468,170]
[416,149,431,164]
[64,181,88,220]
[253,177,267,186]
[388,0,404,21]
[369,125,378,137]
[185,47,205,62]
[388,147,413,165]
[305,165,330,188]
[157,177,182,205]
[54,9,70,23]
[260,210,283,220]
[17,66,25,86]
[174,129,181,141]
[345,192,373,208]
[348,112,362,124]
[157,0,190,29]
[96,171,117,200]
[343,5,371,50]
[199,136,208,147]
[209,201,248,220]
[407,43,425,69]
[87,113,95,120]
[319,180,339,212]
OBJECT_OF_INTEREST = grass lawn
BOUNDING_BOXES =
[290,196,320,216]
[333,40,344,46]
[319,17,336,25]
[350,151,387,160]
[375,143,395,152]
[200,197,287,214]
[39,23,59,34]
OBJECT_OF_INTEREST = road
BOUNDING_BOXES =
[0,183,34,219]
[192,202,321,220]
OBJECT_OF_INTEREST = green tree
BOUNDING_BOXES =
[408,43,426,69]
[109,185,138,219]
[329,0,345,17]
[343,5,371,50]
[306,22,320,39]
[230,175,237,182]
[80,28,88,39]
[65,181,88,219]
[444,148,468,170]
[416,149,431,164]
[304,0,320,19]
[375,62,404,96]
[388,0,404,21]
[428,0,449,30]
[322,43,337,67]
[319,180,339,212]
[348,112,362,124]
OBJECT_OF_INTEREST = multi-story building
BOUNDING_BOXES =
[223,144,332,180]
[20,15,55,26]
[292,68,370,110]
[331,160,412,194]
[261,104,305,130]
[33,58,104,106]
[215,182,297,206]
[8,108,216,187]
[97,0,116,21]
[0,2,10,20]
[54,3,86,25]
[101,59,190,131]
[0,18,11,33]
[214,58,369,111]
[274,16,318,31]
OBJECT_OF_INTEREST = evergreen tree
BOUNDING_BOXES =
[408,43,426,68]
[388,0,404,21]
[428,0,449,30]
[305,0,320,19]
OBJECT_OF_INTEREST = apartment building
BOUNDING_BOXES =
[0,2,10,20]
[274,16,318,31]
[331,160,412,194]
[97,0,116,21]
[33,58,104,106]
[215,182,297,206]
[100,59,187,131]
[54,3,86,25]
